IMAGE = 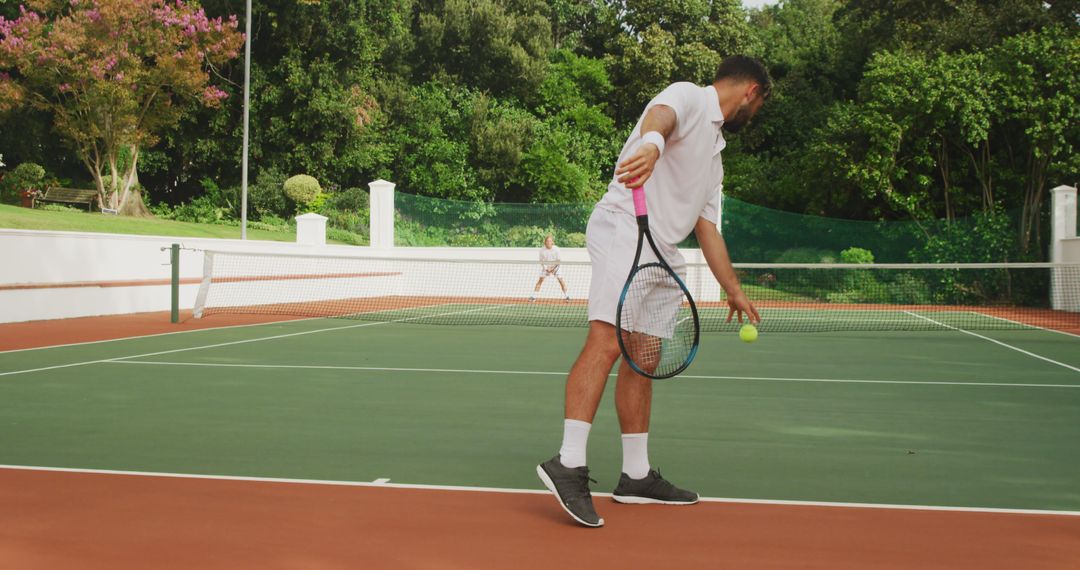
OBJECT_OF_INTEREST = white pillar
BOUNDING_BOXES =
[1051,185,1077,262]
[1050,185,1077,311]
[295,212,328,246]
[369,179,395,249]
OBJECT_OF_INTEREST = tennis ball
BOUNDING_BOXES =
[739,324,758,343]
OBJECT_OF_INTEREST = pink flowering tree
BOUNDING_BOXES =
[0,0,243,215]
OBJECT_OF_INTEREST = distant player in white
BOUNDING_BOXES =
[530,235,570,302]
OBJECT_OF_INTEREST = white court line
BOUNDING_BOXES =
[0,301,503,355]
[372,478,391,484]
[0,315,331,355]
[968,311,1080,340]
[7,306,1069,356]
[905,311,1080,374]
[2,464,1078,518]
[104,360,1080,389]
[0,305,505,378]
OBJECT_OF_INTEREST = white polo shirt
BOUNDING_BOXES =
[596,82,725,247]
[539,245,560,266]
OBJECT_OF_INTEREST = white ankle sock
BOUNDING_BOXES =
[621,433,650,479]
[558,419,592,468]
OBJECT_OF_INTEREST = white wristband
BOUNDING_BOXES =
[641,130,666,157]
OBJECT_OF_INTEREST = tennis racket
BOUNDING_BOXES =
[615,183,701,379]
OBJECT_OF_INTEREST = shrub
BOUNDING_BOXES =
[247,220,290,233]
[449,232,493,246]
[284,174,322,211]
[250,167,289,219]
[890,273,932,304]
[308,192,330,213]
[323,187,369,214]
[326,227,368,246]
[773,248,838,294]
[1,162,46,205]
[200,177,240,217]
[149,202,175,219]
[840,247,875,264]
[171,195,227,223]
[322,187,370,236]
[775,247,838,264]
[506,225,550,247]
[561,232,586,247]
[257,214,289,228]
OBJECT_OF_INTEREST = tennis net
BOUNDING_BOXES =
[191,250,1080,334]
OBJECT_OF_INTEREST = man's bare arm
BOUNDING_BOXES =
[615,105,677,188]
[695,216,761,323]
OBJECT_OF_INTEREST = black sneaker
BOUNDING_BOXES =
[611,469,699,505]
[536,455,604,527]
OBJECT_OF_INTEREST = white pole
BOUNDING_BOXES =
[240,0,252,240]
[1050,185,1078,311]
[368,179,396,248]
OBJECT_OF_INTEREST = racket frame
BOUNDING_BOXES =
[615,186,701,380]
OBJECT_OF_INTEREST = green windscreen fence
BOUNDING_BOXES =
[718,197,925,263]
[395,192,592,248]
[393,192,1030,263]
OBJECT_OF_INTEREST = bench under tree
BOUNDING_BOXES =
[34,187,99,211]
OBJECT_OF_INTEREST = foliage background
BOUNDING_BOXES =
[2,0,1077,261]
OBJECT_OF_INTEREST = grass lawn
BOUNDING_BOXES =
[0,204,357,244]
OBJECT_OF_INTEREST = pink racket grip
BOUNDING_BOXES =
[631,182,647,217]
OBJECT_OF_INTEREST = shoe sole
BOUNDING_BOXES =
[611,494,699,505]
[536,465,604,528]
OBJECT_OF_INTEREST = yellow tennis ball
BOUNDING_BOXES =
[739,324,758,343]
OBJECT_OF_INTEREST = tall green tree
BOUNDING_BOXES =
[411,0,553,103]
[155,0,411,203]
[810,25,1079,257]
[730,0,845,214]
[991,27,1080,252]
[604,0,754,123]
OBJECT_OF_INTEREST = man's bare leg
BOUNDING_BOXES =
[615,359,652,433]
[537,320,620,528]
[529,277,544,302]
[609,337,697,505]
[564,320,622,422]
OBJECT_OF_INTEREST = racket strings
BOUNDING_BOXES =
[618,265,697,378]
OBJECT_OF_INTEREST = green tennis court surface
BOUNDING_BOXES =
[2,314,1079,512]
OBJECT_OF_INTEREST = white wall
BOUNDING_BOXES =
[0,229,368,323]
[0,228,728,324]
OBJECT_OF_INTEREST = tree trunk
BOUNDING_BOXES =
[1019,152,1050,256]
[117,145,153,218]
[118,186,153,217]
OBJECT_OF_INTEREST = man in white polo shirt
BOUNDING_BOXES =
[537,56,770,527]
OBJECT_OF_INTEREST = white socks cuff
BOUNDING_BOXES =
[558,419,592,468]
[621,433,650,479]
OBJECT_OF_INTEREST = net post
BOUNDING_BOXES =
[192,251,214,319]
[170,243,180,324]
[369,179,396,248]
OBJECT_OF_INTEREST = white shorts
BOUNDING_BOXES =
[586,207,686,329]
[538,265,562,278]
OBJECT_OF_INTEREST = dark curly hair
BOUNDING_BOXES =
[714,55,772,99]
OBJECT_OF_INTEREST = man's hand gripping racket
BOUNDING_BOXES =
[615,182,701,379]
